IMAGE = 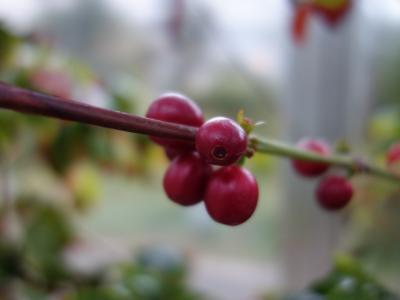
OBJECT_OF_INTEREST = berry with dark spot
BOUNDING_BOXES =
[196,117,248,166]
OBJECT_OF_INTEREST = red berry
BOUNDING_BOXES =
[291,138,331,177]
[292,4,311,44]
[164,147,181,161]
[196,117,248,166]
[163,152,212,206]
[316,175,353,211]
[205,166,258,226]
[386,142,400,167]
[146,93,204,151]
[312,0,352,27]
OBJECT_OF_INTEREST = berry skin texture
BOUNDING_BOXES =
[163,152,212,206]
[164,147,181,161]
[386,143,400,167]
[205,166,258,226]
[291,138,331,177]
[196,117,248,166]
[316,175,353,211]
[146,93,204,151]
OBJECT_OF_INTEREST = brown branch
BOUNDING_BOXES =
[0,81,197,141]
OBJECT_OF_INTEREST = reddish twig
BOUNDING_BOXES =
[0,81,197,141]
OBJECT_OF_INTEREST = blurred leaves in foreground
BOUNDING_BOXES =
[282,255,399,300]
[0,197,201,299]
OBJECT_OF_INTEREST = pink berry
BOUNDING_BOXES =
[386,142,400,167]
[146,93,204,151]
[163,152,212,206]
[30,70,71,98]
[316,175,353,211]
[205,166,258,226]
[196,117,248,166]
[291,138,331,177]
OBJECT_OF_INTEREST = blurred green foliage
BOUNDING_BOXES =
[350,38,400,290]
[0,23,19,70]
[0,24,200,299]
[283,256,399,300]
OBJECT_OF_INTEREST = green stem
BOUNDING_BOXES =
[250,136,400,182]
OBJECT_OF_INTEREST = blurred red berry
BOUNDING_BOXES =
[146,93,204,151]
[292,4,311,44]
[205,166,258,226]
[196,117,248,166]
[30,70,71,98]
[292,138,331,177]
[386,143,400,167]
[316,175,353,211]
[163,152,212,206]
[312,0,352,27]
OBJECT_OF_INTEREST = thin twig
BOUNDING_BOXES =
[0,81,197,141]
[250,136,400,182]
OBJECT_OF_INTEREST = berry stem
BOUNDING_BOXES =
[0,82,398,182]
[250,136,400,182]
[0,81,197,141]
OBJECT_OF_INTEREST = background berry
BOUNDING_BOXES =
[163,152,212,206]
[291,138,331,177]
[146,93,204,151]
[205,166,258,226]
[196,117,247,166]
[386,142,400,167]
[316,175,353,211]
[30,70,71,98]
[312,0,352,27]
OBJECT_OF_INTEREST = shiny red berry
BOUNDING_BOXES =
[386,142,400,167]
[291,138,331,177]
[205,166,258,226]
[146,93,204,151]
[316,175,353,211]
[196,117,248,166]
[163,152,212,206]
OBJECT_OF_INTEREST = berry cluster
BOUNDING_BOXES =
[291,138,354,211]
[146,93,258,226]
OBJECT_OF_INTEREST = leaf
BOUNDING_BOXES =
[237,109,256,135]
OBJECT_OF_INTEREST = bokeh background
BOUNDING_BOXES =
[0,0,400,299]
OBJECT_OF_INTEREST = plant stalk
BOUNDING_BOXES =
[0,81,398,182]
[0,81,197,141]
[250,136,400,182]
